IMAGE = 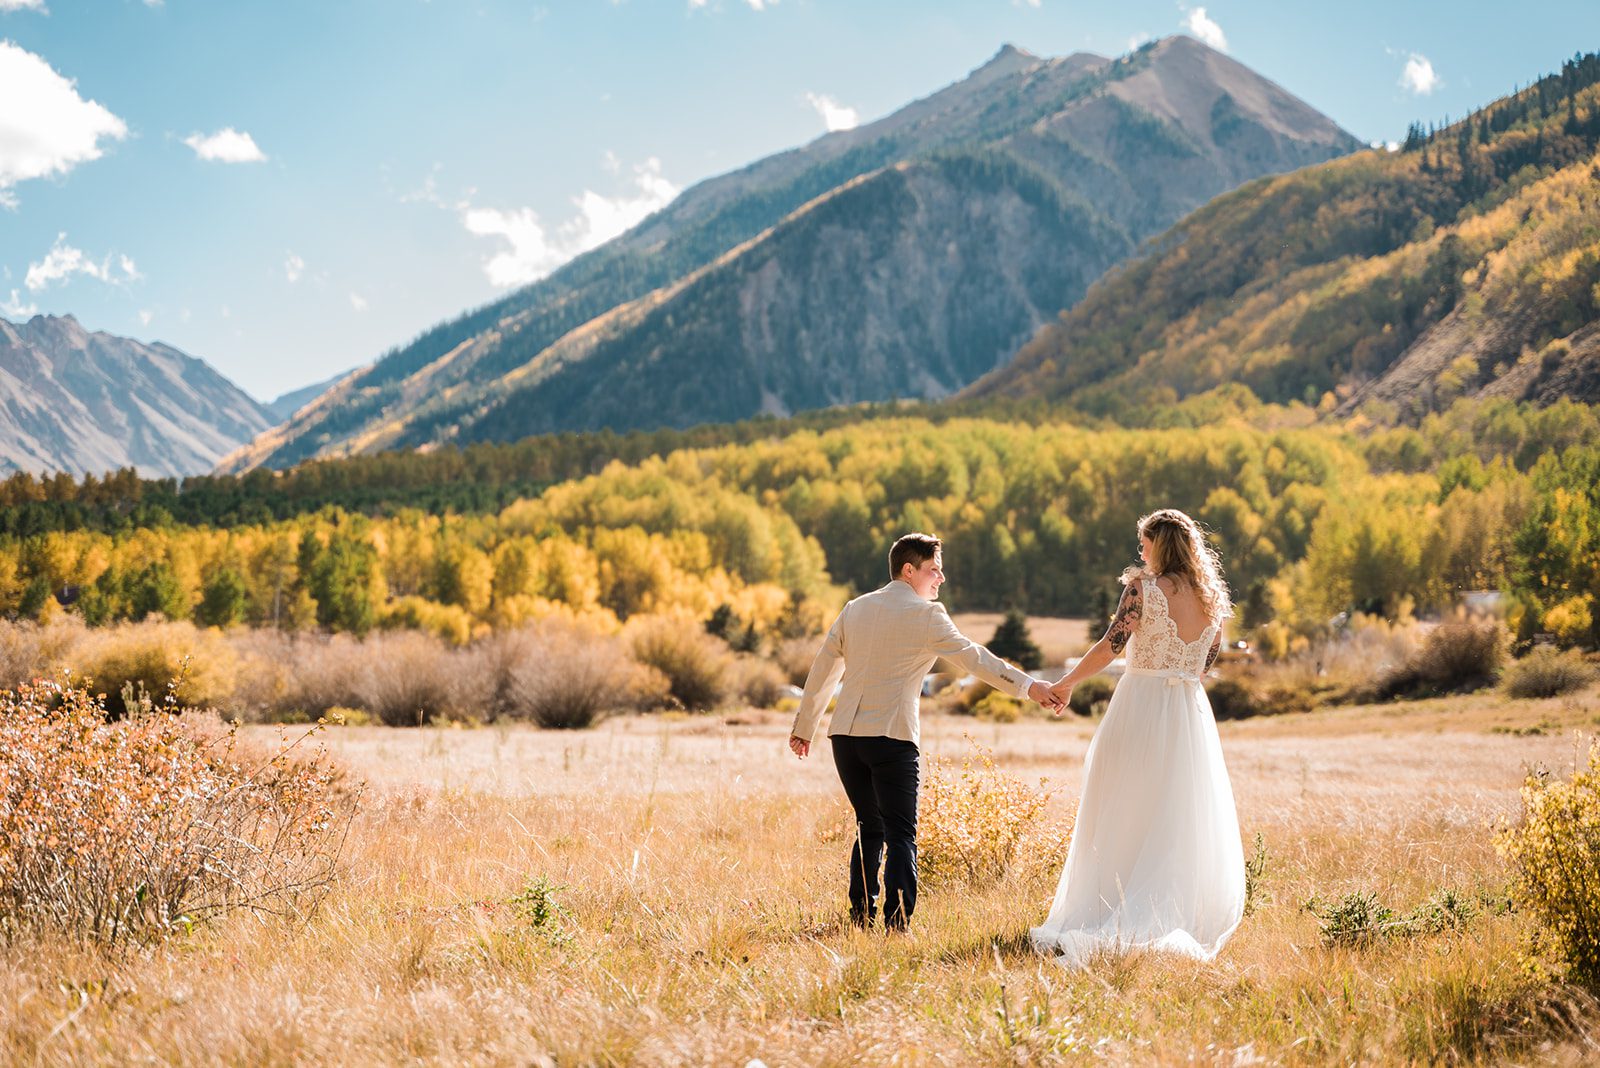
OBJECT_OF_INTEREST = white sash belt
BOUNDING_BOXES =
[1125,666,1202,686]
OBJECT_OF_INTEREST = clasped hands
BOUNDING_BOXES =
[1029,679,1074,717]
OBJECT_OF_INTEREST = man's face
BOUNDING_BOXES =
[903,552,944,600]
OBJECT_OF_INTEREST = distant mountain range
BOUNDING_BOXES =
[966,52,1600,416]
[219,35,1359,472]
[0,314,273,478]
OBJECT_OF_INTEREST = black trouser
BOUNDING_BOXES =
[830,734,919,928]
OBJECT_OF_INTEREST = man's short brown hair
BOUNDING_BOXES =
[889,532,942,580]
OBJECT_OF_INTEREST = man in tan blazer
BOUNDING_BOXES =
[789,532,1061,930]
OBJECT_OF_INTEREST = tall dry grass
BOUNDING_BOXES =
[3,693,1599,1064]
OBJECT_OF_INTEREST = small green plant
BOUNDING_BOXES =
[1243,833,1269,915]
[508,878,571,946]
[1305,887,1481,948]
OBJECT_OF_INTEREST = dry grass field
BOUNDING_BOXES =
[5,685,1600,1066]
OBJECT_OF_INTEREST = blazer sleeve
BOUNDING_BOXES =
[790,606,848,743]
[926,603,1035,698]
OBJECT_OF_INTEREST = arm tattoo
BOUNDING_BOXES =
[1106,582,1142,655]
[1204,631,1222,672]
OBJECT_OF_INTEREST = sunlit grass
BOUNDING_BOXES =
[4,687,1600,1064]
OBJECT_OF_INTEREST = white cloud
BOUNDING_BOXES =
[1,289,38,318]
[183,127,266,163]
[1014,0,1042,7]
[0,0,47,11]
[138,309,152,326]
[804,92,859,132]
[284,252,304,283]
[461,157,680,288]
[744,0,774,8]
[1400,53,1440,95]
[349,292,368,312]
[1182,7,1228,52]
[0,41,127,207]
[24,234,140,292]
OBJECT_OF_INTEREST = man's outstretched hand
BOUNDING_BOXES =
[1028,680,1065,715]
[789,735,810,759]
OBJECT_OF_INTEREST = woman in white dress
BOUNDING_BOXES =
[1030,508,1246,966]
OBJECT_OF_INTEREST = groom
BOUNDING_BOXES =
[789,532,1061,931]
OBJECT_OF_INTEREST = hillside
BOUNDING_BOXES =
[966,52,1600,417]
[220,35,1357,470]
[0,314,273,478]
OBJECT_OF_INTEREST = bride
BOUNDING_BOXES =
[1031,508,1246,966]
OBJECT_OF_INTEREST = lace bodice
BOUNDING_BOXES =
[1126,578,1218,676]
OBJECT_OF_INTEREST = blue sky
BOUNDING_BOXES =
[1,1,1595,402]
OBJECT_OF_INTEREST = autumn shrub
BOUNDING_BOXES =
[774,636,821,687]
[971,689,1024,722]
[0,618,89,691]
[1497,743,1600,986]
[229,631,368,722]
[1503,646,1597,699]
[0,677,354,947]
[75,620,237,717]
[381,596,478,647]
[1373,617,1510,699]
[1066,674,1115,716]
[918,737,1066,890]
[490,621,665,729]
[1205,674,1270,719]
[627,615,730,711]
[726,655,790,709]
[356,630,462,726]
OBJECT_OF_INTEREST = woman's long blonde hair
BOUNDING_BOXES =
[1120,509,1233,624]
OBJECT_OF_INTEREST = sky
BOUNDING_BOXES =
[1,1,1596,403]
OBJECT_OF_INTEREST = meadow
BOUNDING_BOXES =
[4,683,1599,1066]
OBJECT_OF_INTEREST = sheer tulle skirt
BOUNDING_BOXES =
[1030,671,1245,967]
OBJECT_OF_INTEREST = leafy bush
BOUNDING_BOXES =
[1066,675,1114,717]
[627,615,730,711]
[75,621,238,718]
[1206,675,1266,719]
[1374,618,1509,699]
[1503,646,1597,699]
[971,690,1024,722]
[0,677,354,947]
[918,737,1065,890]
[1497,743,1600,986]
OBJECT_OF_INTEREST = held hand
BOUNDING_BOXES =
[1047,680,1074,717]
[789,735,810,759]
[1027,680,1064,715]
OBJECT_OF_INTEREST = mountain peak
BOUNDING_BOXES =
[969,43,1041,82]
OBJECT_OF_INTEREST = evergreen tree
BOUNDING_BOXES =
[129,562,187,621]
[988,608,1044,672]
[195,566,249,628]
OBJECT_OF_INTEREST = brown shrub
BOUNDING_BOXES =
[228,631,367,722]
[1374,618,1510,699]
[1502,647,1597,699]
[355,630,462,727]
[726,655,790,709]
[0,618,89,691]
[918,737,1066,890]
[491,621,660,729]
[627,615,730,711]
[774,636,821,686]
[0,677,355,947]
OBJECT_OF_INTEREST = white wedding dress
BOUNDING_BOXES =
[1030,577,1246,966]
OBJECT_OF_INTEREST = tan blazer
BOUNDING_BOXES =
[790,580,1037,747]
